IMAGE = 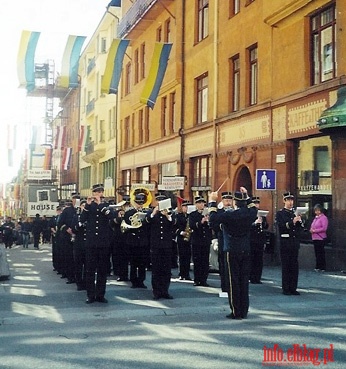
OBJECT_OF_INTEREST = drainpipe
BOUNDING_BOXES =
[180,0,186,179]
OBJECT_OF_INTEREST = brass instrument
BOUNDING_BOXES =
[120,211,146,233]
[130,187,153,208]
[183,217,192,242]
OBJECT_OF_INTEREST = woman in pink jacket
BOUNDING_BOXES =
[309,204,329,272]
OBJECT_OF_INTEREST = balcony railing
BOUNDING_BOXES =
[117,0,157,38]
[87,57,96,75]
[85,141,94,155]
[86,99,95,115]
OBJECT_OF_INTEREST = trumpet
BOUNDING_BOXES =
[183,218,192,242]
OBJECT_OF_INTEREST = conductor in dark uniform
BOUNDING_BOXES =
[123,193,150,289]
[146,195,175,299]
[250,196,268,284]
[276,192,304,296]
[209,191,233,293]
[209,188,257,320]
[81,184,114,304]
[189,196,212,287]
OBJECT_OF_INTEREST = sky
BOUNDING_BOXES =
[0,0,110,183]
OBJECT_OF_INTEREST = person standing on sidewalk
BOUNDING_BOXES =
[32,214,43,250]
[310,204,329,272]
[276,192,304,296]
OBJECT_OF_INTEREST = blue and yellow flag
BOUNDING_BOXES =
[101,38,130,95]
[60,35,86,88]
[140,42,173,109]
[17,30,41,91]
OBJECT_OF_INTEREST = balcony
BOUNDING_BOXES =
[86,99,95,115]
[87,57,96,75]
[82,141,106,164]
[117,0,173,38]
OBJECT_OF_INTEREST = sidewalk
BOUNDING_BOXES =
[1,243,346,369]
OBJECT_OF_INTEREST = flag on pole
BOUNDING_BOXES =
[62,147,72,170]
[140,42,173,109]
[79,125,91,152]
[101,38,130,95]
[7,125,16,167]
[60,35,86,88]
[43,145,52,170]
[54,126,66,149]
[17,30,41,91]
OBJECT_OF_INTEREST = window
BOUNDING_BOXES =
[140,43,146,80]
[124,116,130,149]
[314,146,330,173]
[100,37,107,53]
[138,109,144,145]
[100,120,105,142]
[230,55,240,112]
[164,19,171,43]
[137,166,150,183]
[125,62,131,95]
[144,106,150,142]
[248,45,258,105]
[103,158,115,179]
[230,0,240,16]
[157,26,162,42]
[81,167,91,190]
[134,49,139,84]
[196,73,208,124]
[197,0,209,42]
[169,92,177,133]
[161,96,168,137]
[311,4,336,85]
[159,162,178,184]
[193,156,211,187]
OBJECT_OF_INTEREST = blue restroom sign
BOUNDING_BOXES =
[256,169,276,191]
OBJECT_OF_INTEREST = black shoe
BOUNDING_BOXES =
[66,279,75,284]
[250,280,262,284]
[86,297,95,304]
[226,313,242,320]
[117,277,129,282]
[60,275,67,279]
[162,293,174,299]
[193,282,200,286]
[153,294,161,300]
[282,291,291,295]
[200,282,210,287]
[137,283,147,289]
[96,297,108,303]
[290,291,300,295]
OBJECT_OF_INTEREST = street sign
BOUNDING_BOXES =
[256,169,276,190]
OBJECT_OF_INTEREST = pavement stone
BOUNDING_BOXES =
[0,243,345,369]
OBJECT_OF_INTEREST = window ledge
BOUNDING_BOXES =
[264,0,314,27]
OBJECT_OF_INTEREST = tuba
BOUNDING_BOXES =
[129,187,153,209]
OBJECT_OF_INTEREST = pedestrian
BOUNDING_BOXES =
[189,196,212,287]
[146,195,175,299]
[21,217,32,249]
[81,184,114,304]
[249,196,268,284]
[175,199,192,281]
[208,187,257,320]
[2,217,15,249]
[310,204,328,272]
[276,192,304,296]
[32,214,43,249]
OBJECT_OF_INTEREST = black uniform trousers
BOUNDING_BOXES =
[114,240,130,279]
[129,244,147,286]
[192,242,210,285]
[85,245,110,299]
[60,233,75,281]
[177,238,191,279]
[280,243,299,293]
[151,248,172,297]
[227,251,251,318]
[73,237,86,289]
[250,243,264,283]
[219,249,229,292]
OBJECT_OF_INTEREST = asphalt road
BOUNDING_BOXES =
[1,243,345,369]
